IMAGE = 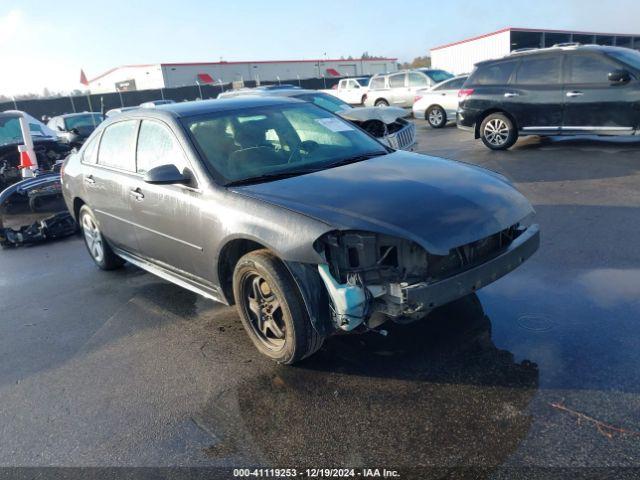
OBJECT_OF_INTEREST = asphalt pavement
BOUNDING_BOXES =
[1,124,639,478]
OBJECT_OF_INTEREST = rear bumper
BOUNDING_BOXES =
[456,107,479,132]
[402,224,540,311]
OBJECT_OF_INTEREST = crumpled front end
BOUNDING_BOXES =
[313,223,539,332]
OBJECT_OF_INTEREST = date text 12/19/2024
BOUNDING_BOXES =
[233,468,401,478]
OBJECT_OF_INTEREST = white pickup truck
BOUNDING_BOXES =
[322,77,370,105]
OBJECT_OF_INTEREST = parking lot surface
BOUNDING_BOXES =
[1,123,640,475]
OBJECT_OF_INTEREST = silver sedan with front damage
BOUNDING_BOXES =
[62,97,539,364]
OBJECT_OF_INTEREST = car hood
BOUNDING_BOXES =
[231,151,534,255]
[337,106,408,124]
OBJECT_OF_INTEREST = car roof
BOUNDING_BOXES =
[479,44,628,65]
[57,112,102,118]
[111,96,304,120]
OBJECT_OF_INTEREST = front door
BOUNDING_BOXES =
[129,119,208,281]
[562,52,638,134]
[87,119,141,253]
[506,53,564,133]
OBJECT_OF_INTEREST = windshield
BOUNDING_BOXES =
[421,69,454,83]
[0,117,52,146]
[292,92,352,114]
[185,103,387,185]
[64,114,103,130]
[608,49,640,70]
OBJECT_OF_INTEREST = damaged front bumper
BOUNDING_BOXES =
[401,224,539,312]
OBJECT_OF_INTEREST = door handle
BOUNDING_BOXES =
[566,91,584,97]
[84,175,95,185]
[129,188,144,201]
[504,92,519,98]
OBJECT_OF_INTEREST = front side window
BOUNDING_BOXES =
[82,133,100,164]
[388,73,406,88]
[470,61,518,85]
[136,120,188,175]
[369,77,385,89]
[567,54,620,83]
[408,73,428,87]
[515,55,562,84]
[185,103,387,185]
[97,120,138,171]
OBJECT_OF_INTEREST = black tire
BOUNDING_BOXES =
[426,105,447,128]
[480,113,518,150]
[360,95,367,105]
[233,249,324,364]
[78,205,124,270]
[374,98,389,107]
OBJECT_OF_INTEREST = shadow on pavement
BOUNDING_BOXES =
[197,294,540,470]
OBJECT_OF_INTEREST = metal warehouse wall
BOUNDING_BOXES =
[0,77,344,120]
[162,60,397,88]
[431,30,511,74]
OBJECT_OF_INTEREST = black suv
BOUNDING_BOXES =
[457,45,640,150]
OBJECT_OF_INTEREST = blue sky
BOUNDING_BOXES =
[1,0,639,95]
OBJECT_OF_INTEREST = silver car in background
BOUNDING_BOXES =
[412,75,468,128]
[363,69,454,108]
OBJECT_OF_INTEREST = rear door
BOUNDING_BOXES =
[388,73,408,106]
[508,53,564,132]
[431,77,467,115]
[406,72,430,107]
[86,119,141,253]
[562,51,637,134]
[129,119,208,280]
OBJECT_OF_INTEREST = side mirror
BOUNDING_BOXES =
[609,69,631,84]
[143,164,190,185]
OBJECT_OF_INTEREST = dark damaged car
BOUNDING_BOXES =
[62,97,540,364]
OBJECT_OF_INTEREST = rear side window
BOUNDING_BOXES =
[434,77,467,91]
[388,73,406,88]
[97,120,138,171]
[515,56,562,84]
[370,77,385,89]
[136,120,188,175]
[567,54,620,84]
[470,61,517,85]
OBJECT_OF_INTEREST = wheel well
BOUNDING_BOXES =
[374,97,389,105]
[425,104,445,120]
[72,197,85,221]
[218,238,269,305]
[474,109,518,139]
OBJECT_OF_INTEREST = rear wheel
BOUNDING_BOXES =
[233,249,324,364]
[480,113,517,150]
[427,106,447,128]
[79,205,124,270]
[374,98,389,107]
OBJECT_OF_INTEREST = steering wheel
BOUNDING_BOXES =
[287,140,319,164]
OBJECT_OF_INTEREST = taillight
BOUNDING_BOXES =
[413,95,422,103]
[458,88,474,100]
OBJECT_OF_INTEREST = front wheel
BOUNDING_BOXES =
[79,205,124,270]
[427,106,447,128]
[233,249,324,364]
[480,113,518,150]
[374,99,389,107]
